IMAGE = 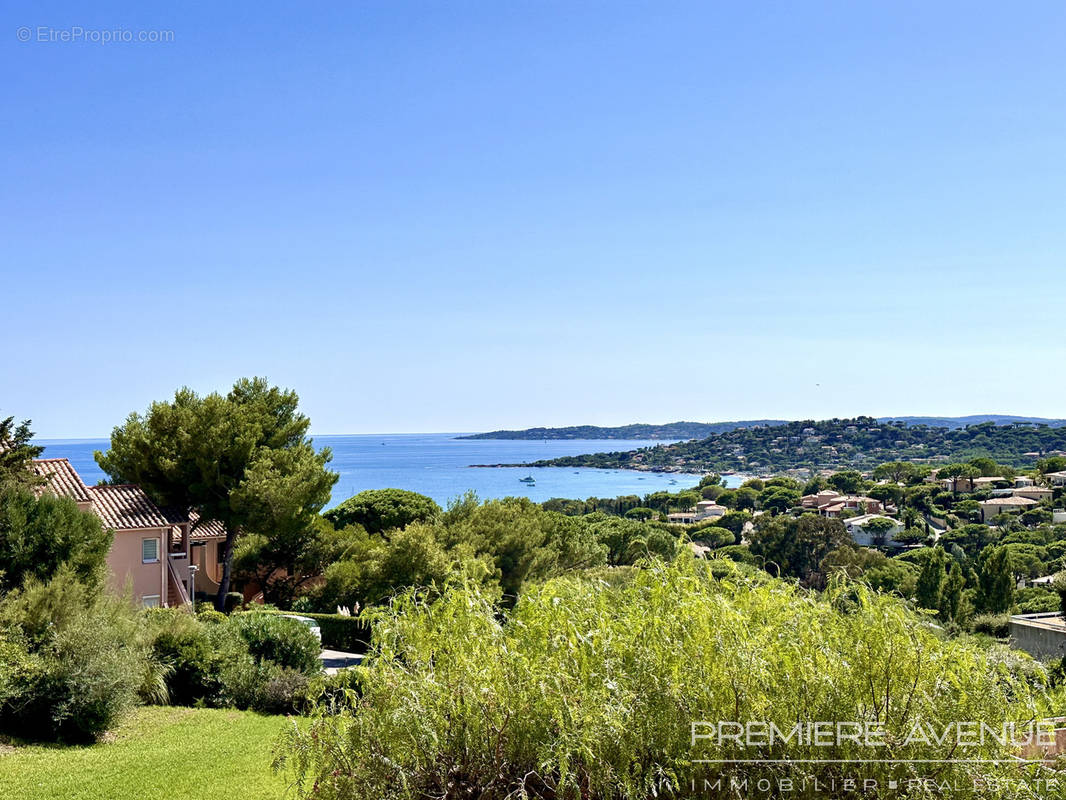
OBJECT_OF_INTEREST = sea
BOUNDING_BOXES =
[36,433,740,508]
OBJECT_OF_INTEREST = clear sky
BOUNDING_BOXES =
[3,2,1065,438]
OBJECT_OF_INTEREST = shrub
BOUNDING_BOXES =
[972,613,1011,638]
[262,611,371,653]
[229,614,321,673]
[276,558,1043,799]
[0,571,147,742]
[146,608,228,705]
[300,669,361,714]
[255,667,312,714]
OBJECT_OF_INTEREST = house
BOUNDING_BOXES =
[30,458,227,608]
[938,476,1007,493]
[667,501,728,525]
[666,511,698,524]
[694,500,727,519]
[979,495,1038,522]
[1045,471,1066,487]
[800,489,883,517]
[1015,476,1036,488]
[844,514,904,547]
[1014,486,1054,503]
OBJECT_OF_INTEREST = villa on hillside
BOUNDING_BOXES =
[844,514,904,548]
[800,489,884,518]
[1046,471,1066,486]
[979,495,1038,522]
[667,500,728,524]
[31,458,228,607]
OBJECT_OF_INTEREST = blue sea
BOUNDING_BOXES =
[36,433,736,508]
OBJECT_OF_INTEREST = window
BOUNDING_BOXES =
[142,537,160,563]
[142,595,160,608]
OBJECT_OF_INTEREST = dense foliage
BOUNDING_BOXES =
[324,488,442,535]
[277,558,1049,800]
[0,483,112,594]
[95,378,338,610]
[527,417,1066,472]
[0,570,152,742]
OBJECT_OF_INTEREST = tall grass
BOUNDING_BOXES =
[277,557,1050,799]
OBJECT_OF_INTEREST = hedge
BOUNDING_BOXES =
[261,610,371,653]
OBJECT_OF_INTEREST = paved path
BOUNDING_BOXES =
[319,648,363,674]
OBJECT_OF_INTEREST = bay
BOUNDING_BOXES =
[36,433,737,508]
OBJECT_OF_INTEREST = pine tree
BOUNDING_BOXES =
[915,548,947,613]
[976,545,1014,615]
[940,561,965,623]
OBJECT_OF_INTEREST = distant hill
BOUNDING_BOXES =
[456,420,787,441]
[513,416,1066,473]
[460,415,1066,441]
[878,415,1066,429]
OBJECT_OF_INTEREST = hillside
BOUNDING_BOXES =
[462,415,1065,440]
[518,417,1066,473]
[456,420,786,440]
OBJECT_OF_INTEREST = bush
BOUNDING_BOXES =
[225,592,245,613]
[229,614,322,673]
[146,608,230,705]
[256,667,312,714]
[276,558,1043,799]
[300,668,361,714]
[263,610,371,653]
[972,613,1011,638]
[0,571,147,742]
[197,608,227,625]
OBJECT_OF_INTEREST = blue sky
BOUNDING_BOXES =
[3,2,1065,438]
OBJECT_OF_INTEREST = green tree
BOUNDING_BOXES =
[940,561,965,623]
[623,507,655,521]
[975,545,1014,615]
[914,548,946,612]
[748,514,852,587]
[233,517,361,608]
[872,461,918,484]
[0,485,112,593]
[325,489,442,535]
[827,470,865,494]
[0,416,43,488]
[758,486,800,515]
[96,378,337,611]
[862,517,897,546]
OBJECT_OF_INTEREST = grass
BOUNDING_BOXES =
[0,706,293,800]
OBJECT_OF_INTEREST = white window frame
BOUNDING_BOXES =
[142,594,161,608]
[142,537,160,564]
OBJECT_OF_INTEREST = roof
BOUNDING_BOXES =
[31,458,93,504]
[90,484,188,530]
[845,514,899,527]
[979,496,1038,507]
[189,512,227,540]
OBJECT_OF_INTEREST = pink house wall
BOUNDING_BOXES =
[106,529,167,605]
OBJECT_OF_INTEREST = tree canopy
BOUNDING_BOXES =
[95,377,337,610]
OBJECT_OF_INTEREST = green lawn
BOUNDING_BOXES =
[0,706,294,800]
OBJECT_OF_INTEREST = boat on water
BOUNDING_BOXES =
[519,475,536,483]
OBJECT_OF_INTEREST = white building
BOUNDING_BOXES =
[844,514,904,548]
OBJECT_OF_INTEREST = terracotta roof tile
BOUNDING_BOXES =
[189,511,227,540]
[89,484,188,530]
[30,458,92,504]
